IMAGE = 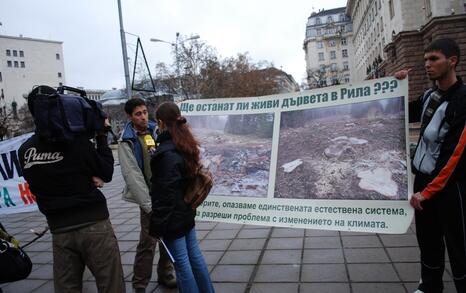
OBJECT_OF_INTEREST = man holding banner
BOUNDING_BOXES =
[396,38,466,293]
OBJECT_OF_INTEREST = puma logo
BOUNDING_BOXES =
[23,147,64,169]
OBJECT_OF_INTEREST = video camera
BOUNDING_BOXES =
[27,85,108,143]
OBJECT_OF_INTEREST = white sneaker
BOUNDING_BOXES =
[413,290,424,293]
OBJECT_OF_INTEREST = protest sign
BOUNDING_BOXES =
[0,133,37,215]
[181,77,413,233]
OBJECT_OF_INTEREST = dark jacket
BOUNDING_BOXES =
[18,134,114,232]
[149,132,195,240]
[409,77,466,198]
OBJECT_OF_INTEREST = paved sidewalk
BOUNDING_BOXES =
[0,165,457,293]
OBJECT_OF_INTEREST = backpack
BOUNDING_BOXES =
[184,166,214,209]
[0,223,32,284]
[27,85,107,143]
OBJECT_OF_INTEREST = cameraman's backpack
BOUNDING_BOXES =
[0,223,32,284]
[27,85,107,142]
[184,166,213,210]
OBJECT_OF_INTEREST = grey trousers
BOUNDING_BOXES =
[132,208,172,289]
[52,219,125,293]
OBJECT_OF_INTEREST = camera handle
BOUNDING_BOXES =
[57,86,87,98]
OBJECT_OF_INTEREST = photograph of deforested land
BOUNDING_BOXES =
[188,113,274,197]
[275,96,408,200]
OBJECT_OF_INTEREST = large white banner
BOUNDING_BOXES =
[182,77,413,234]
[0,133,37,215]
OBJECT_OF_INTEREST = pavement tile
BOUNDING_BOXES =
[301,264,348,282]
[210,265,254,282]
[304,236,341,249]
[1,279,47,293]
[200,239,232,251]
[394,262,421,282]
[254,264,300,282]
[28,251,53,264]
[196,221,217,230]
[202,250,224,265]
[118,240,137,253]
[305,229,339,236]
[220,250,261,264]
[120,251,137,265]
[82,281,98,293]
[251,282,299,293]
[299,283,350,293]
[348,263,399,282]
[212,282,247,293]
[344,248,390,263]
[215,222,243,229]
[379,234,418,247]
[261,249,301,264]
[266,237,302,249]
[118,231,140,241]
[341,235,382,248]
[351,283,406,293]
[302,248,344,263]
[205,229,239,239]
[31,280,54,292]
[237,228,271,239]
[28,264,54,279]
[271,228,305,238]
[386,247,420,262]
[229,238,266,250]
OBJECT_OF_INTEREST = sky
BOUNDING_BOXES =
[0,0,347,90]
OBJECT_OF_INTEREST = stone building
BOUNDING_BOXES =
[303,7,353,88]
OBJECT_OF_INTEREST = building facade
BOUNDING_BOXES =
[303,7,353,88]
[0,35,65,110]
[346,0,466,83]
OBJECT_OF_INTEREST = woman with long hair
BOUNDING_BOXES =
[149,101,215,293]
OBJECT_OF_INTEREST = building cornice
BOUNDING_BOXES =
[0,34,63,44]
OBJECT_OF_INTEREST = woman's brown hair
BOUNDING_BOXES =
[156,102,200,176]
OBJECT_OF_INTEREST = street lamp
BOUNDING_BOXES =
[150,33,200,97]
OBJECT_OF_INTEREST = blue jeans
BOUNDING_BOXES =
[164,228,215,293]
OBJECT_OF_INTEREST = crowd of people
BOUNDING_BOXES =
[1,37,464,293]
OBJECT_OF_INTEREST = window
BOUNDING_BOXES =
[329,40,336,47]
[13,50,17,57]
[6,50,11,56]
[327,16,333,23]
[330,63,337,71]
[345,77,350,83]
[56,53,60,60]
[339,14,345,22]
[20,61,25,68]
[14,61,19,68]
[330,51,336,59]
[317,41,323,49]
[7,61,12,67]
[316,29,321,35]
[342,49,348,57]
[59,82,63,87]
[319,64,326,72]
[0,72,2,82]
[340,25,346,32]
[341,38,347,46]
[424,0,432,17]
[389,0,395,19]
[343,61,349,70]
[19,50,24,57]
[315,17,321,25]
[58,72,62,78]
[318,52,324,61]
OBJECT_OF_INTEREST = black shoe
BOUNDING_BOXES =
[133,288,145,293]
[157,270,177,288]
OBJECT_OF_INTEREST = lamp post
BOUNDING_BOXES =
[116,0,132,99]
[150,33,200,97]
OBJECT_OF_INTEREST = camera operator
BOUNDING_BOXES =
[18,89,124,293]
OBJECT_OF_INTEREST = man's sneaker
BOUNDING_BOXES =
[413,290,424,293]
[157,270,177,288]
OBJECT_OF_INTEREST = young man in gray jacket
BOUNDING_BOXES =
[119,98,176,292]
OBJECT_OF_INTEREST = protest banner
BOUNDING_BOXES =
[181,77,413,233]
[0,133,37,215]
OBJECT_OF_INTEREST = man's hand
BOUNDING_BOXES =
[92,176,104,188]
[394,68,412,80]
[410,192,426,211]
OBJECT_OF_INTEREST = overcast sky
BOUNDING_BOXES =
[1,0,347,90]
